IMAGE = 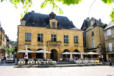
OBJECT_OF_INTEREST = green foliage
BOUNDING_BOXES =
[0,0,4,2]
[58,0,82,5]
[102,0,114,21]
[102,0,114,4]
[0,0,81,16]
[40,0,82,14]
[40,0,63,14]
[9,0,32,18]
[6,47,15,54]
[0,0,113,21]
[110,8,114,22]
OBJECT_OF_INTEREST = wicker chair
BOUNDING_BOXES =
[18,59,25,65]
[28,59,35,65]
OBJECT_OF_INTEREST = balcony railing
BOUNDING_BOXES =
[25,41,31,45]
[47,41,61,47]
[74,43,78,47]
[37,42,44,46]
[64,42,69,46]
[105,34,114,40]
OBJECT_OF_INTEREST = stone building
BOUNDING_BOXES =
[17,12,84,61]
[0,24,10,59]
[81,18,107,57]
[104,21,114,62]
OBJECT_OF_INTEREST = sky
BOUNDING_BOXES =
[0,0,114,41]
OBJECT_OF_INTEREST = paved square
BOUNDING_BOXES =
[0,66,114,76]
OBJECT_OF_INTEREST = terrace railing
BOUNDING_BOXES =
[105,34,114,40]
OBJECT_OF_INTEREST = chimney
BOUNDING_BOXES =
[31,10,35,13]
[20,20,26,25]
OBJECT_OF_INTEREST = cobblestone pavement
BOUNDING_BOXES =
[0,65,114,76]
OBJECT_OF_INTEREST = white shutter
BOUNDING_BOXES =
[92,39,95,48]
[109,43,112,51]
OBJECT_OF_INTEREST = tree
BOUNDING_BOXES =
[102,0,114,22]
[0,0,114,21]
[5,47,14,54]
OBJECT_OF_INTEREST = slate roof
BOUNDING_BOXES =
[105,21,114,30]
[22,12,75,29]
[81,17,107,31]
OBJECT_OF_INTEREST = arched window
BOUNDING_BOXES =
[64,49,70,52]
[74,49,79,52]
[36,49,43,51]
[28,48,31,50]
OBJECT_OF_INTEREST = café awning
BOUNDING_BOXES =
[18,50,34,53]
[36,50,51,53]
[87,52,99,55]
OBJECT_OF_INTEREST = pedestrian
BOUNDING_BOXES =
[4,56,6,63]
[101,58,105,65]
[1,55,4,64]
[109,58,112,66]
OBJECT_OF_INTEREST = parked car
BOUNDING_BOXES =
[6,55,14,63]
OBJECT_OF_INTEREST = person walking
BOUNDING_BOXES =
[1,55,4,64]
[109,58,112,66]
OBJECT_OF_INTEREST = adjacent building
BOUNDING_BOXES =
[0,24,11,59]
[81,18,107,57]
[17,12,84,61]
[0,26,6,59]
[104,21,114,62]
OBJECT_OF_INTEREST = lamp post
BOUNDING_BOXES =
[70,52,73,61]
[25,45,28,59]
[43,46,46,60]
[25,45,28,64]
[81,52,84,59]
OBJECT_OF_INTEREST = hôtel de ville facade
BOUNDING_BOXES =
[17,11,84,61]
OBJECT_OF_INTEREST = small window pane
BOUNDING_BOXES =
[64,35,68,43]
[109,43,112,51]
[74,36,78,43]
[51,34,56,42]
[107,29,111,36]
[37,34,43,42]
[25,33,31,41]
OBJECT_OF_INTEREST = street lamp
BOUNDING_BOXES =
[43,46,46,60]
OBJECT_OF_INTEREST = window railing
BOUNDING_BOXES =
[37,41,43,46]
[25,40,31,42]
[105,34,114,40]
[47,41,61,47]
[25,40,31,45]
[106,47,114,52]
[74,43,78,47]
[64,42,69,46]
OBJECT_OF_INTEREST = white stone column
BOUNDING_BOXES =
[25,45,28,59]
[43,46,46,60]
[70,52,73,61]
[81,52,83,59]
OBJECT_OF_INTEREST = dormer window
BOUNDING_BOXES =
[49,12,58,29]
[90,21,94,26]
[21,20,26,25]
[90,19,95,26]
[49,19,58,29]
